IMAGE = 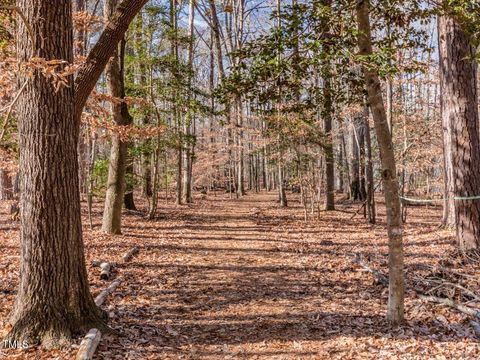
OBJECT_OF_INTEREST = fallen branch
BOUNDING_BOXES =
[0,80,28,143]
[76,328,101,360]
[353,254,388,286]
[470,321,480,337]
[418,294,480,319]
[78,245,137,358]
[352,254,480,337]
[99,262,111,280]
[418,278,480,303]
[95,277,122,306]
[122,246,139,263]
[91,259,104,267]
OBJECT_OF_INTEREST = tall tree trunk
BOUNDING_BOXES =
[123,164,136,210]
[357,113,367,202]
[170,0,182,206]
[7,0,105,346]
[438,15,480,251]
[182,0,195,204]
[102,0,133,234]
[350,117,361,200]
[278,162,287,207]
[236,97,245,197]
[208,0,234,194]
[364,106,376,224]
[356,0,404,324]
[319,0,335,211]
[323,76,335,210]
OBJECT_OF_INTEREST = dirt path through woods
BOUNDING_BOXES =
[0,192,479,359]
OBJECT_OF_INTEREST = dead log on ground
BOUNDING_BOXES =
[99,262,111,280]
[76,328,101,360]
[95,277,122,306]
[353,253,480,337]
[122,246,139,263]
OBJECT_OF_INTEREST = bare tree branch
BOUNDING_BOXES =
[74,0,148,116]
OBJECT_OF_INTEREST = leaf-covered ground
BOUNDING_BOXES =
[1,192,479,359]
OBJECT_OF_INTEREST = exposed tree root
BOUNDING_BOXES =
[3,305,108,349]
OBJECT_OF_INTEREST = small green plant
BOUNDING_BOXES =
[90,158,109,197]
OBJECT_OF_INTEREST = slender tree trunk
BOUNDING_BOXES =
[364,106,375,224]
[7,0,105,346]
[208,0,234,194]
[350,117,361,200]
[134,12,153,202]
[102,0,133,234]
[123,163,137,211]
[323,79,335,210]
[337,135,344,193]
[438,19,454,229]
[0,170,13,200]
[357,114,367,203]
[278,161,287,207]
[236,97,245,196]
[168,0,182,206]
[438,15,480,251]
[182,0,195,204]
[356,0,404,324]
[318,0,335,210]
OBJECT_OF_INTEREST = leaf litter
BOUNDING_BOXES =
[0,193,479,359]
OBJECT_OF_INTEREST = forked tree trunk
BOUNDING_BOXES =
[101,0,133,234]
[356,0,404,324]
[438,15,480,251]
[8,0,105,347]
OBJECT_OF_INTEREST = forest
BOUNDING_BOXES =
[0,0,480,358]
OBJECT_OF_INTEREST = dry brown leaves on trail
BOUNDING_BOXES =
[0,192,479,359]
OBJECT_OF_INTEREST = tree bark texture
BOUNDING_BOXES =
[356,0,404,324]
[8,0,105,347]
[438,15,480,251]
[101,0,133,235]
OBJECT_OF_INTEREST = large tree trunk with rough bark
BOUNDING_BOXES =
[356,0,404,324]
[6,0,147,347]
[7,0,105,347]
[438,15,480,251]
[101,0,133,234]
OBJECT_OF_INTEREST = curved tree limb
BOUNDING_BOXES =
[0,79,28,143]
[74,0,148,116]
